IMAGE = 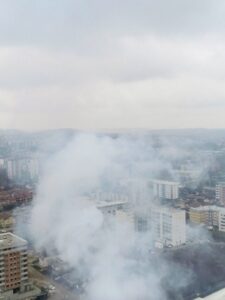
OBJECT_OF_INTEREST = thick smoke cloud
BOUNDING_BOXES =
[25,133,206,300]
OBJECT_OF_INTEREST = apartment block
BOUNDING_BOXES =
[0,233,28,294]
[219,211,225,232]
[150,206,186,247]
[0,233,41,300]
[189,206,219,227]
[216,182,225,205]
[189,205,225,231]
[3,158,40,182]
[135,205,186,247]
[152,180,179,200]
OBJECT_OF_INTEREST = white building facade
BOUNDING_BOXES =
[219,210,225,232]
[150,206,186,247]
[135,205,186,247]
[3,158,40,182]
[152,180,179,200]
[216,182,225,205]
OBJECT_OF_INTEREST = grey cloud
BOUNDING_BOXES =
[1,35,225,90]
[1,1,225,130]
[0,0,225,48]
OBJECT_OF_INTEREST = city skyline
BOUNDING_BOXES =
[2,2,225,299]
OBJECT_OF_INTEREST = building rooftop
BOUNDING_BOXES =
[152,179,179,185]
[0,233,27,250]
[96,200,128,209]
[190,205,225,212]
[151,204,185,214]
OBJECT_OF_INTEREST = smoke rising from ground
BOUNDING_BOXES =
[25,133,209,299]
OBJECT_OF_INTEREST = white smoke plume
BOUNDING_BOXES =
[27,133,195,299]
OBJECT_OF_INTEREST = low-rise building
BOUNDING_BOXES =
[189,206,219,227]
[189,205,225,231]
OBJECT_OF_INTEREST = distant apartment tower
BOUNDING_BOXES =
[0,233,28,295]
[216,182,225,205]
[189,206,219,227]
[135,206,186,247]
[4,158,40,182]
[152,180,179,200]
[189,205,225,232]
[150,206,186,247]
[219,211,225,232]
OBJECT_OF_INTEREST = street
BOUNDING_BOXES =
[29,266,81,300]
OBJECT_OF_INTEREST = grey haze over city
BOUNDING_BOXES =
[1,0,225,130]
[2,1,225,300]
[18,133,214,300]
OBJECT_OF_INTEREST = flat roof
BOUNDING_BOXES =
[190,206,225,213]
[0,232,27,250]
[97,200,128,208]
[152,179,179,185]
[151,205,185,214]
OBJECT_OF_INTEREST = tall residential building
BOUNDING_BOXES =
[0,233,28,294]
[0,233,41,300]
[3,158,40,182]
[152,180,179,200]
[135,206,186,247]
[150,206,186,247]
[219,211,225,232]
[174,166,201,185]
[216,182,225,205]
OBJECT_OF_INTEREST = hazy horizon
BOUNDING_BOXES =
[3,127,225,134]
[2,3,225,299]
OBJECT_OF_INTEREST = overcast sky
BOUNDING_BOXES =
[1,0,225,130]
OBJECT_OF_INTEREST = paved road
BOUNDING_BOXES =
[29,266,81,300]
